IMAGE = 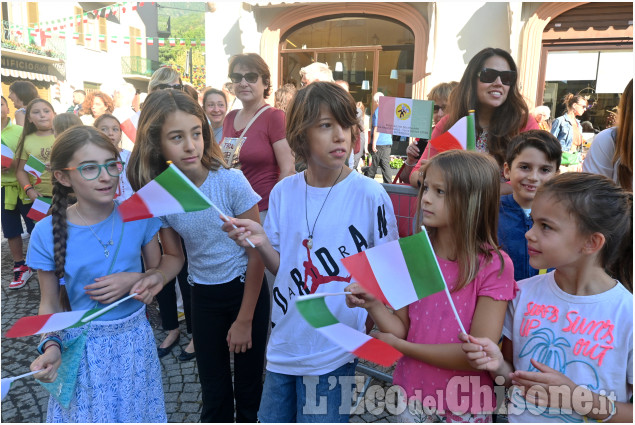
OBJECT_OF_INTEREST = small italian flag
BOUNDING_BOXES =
[295,293,402,367]
[168,38,176,47]
[120,114,139,143]
[341,231,447,310]
[117,163,212,222]
[428,112,476,153]
[124,36,130,45]
[341,229,466,333]
[190,39,196,47]
[179,38,185,46]
[85,33,92,41]
[158,38,165,46]
[73,32,79,40]
[59,31,66,39]
[111,35,118,44]
[99,34,106,43]
[147,37,154,45]
[26,197,51,222]
[6,309,96,338]
[1,140,14,169]
[136,37,143,45]
[24,155,45,185]
[200,40,205,47]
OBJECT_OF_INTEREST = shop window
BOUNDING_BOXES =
[281,16,414,109]
[74,6,84,46]
[129,27,141,57]
[543,49,632,130]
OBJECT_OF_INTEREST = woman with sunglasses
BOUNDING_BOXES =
[550,93,587,154]
[409,47,539,194]
[222,53,295,221]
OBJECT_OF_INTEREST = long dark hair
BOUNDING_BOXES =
[444,47,530,167]
[50,126,120,310]
[538,173,633,291]
[127,89,226,191]
[14,98,54,169]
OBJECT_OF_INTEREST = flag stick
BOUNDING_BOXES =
[421,226,466,334]
[297,292,352,301]
[81,293,138,323]
[165,161,256,248]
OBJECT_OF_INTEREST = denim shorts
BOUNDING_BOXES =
[258,359,358,423]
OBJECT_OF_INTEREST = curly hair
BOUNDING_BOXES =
[82,91,114,117]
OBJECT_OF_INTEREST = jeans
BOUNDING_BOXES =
[258,360,358,423]
[364,145,392,183]
[192,275,270,423]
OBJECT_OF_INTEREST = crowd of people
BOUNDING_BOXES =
[1,45,632,423]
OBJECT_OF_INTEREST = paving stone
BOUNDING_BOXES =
[170,412,185,422]
[183,383,199,393]
[181,402,199,413]
[179,391,198,402]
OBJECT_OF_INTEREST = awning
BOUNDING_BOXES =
[1,68,57,83]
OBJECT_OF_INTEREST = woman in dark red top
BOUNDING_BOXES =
[222,53,295,216]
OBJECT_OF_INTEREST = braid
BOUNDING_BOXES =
[51,181,72,311]
[608,192,633,292]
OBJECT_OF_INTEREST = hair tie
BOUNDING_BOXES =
[59,277,66,286]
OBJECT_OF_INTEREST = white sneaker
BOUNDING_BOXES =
[10,265,33,289]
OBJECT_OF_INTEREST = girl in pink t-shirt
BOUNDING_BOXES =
[347,150,517,422]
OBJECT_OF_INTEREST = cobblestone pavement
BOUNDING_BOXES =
[1,235,395,423]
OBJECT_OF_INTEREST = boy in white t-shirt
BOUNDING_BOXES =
[223,81,398,422]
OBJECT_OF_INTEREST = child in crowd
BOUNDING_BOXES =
[127,89,269,422]
[223,81,399,422]
[52,113,82,136]
[94,114,134,201]
[15,99,56,202]
[28,126,183,422]
[1,95,34,289]
[461,173,632,422]
[347,150,517,422]
[499,130,561,281]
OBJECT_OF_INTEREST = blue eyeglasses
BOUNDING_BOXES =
[62,160,125,180]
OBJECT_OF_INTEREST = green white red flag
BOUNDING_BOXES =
[26,197,51,222]
[1,140,14,169]
[120,114,139,143]
[341,230,466,333]
[295,293,402,367]
[117,163,212,222]
[24,155,45,185]
[428,112,476,153]
[5,293,137,338]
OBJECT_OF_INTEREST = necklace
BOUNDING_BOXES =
[75,204,116,258]
[304,167,344,250]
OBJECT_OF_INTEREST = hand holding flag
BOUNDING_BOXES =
[295,292,402,367]
[341,229,466,334]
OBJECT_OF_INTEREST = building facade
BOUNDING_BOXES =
[205,1,633,131]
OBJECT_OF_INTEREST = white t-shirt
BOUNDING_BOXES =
[582,127,619,185]
[264,171,399,375]
[503,272,633,423]
[115,149,134,202]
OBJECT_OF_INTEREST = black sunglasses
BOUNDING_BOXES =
[477,68,517,86]
[229,72,259,84]
[156,83,184,91]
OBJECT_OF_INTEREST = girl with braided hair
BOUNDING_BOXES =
[27,126,183,422]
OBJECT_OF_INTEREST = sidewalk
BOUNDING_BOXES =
[1,235,393,423]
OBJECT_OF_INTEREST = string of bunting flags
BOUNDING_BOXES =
[5,2,206,47]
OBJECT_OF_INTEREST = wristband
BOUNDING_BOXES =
[43,342,61,353]
[37,335,63,355]
[599,396,616,422]
[405,159,417,167]
[26,187,35,193]
[23,184,33,191]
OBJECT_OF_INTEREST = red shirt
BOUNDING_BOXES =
[222,106,287,211]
